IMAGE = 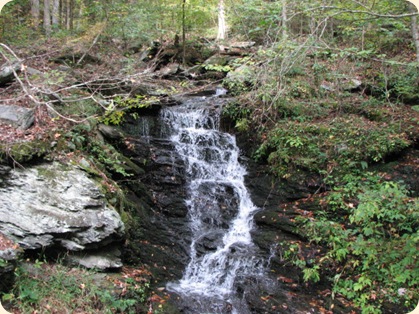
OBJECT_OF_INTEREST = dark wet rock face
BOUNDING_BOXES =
[0,232,21,293]
[119,122,191,281]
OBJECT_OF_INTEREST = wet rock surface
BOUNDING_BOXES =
[118,130,191,282]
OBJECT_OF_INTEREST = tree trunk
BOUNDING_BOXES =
[182,0,186,65]
[76,0,84,30]
[52,0,60,27]
[30,0,40,29]
[65,0,73,30]
[43,0,51,37]
[409,4,419,62]
[282,0,287,39]
[216,0,226,40]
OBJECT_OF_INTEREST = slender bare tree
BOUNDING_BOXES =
[65,0,73,30]
[282,0,287,39]
[30,0,40,29]
[217,0,227,40]
[43,0,51,36]
[182,0,186,64]
[408,3,419,61]
[52,0,60,28]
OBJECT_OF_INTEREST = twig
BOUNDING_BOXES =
[1,44,99,124]
[77,31,102,66]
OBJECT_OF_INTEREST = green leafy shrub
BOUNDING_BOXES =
[222,101,253,132]
[64,122,133,178]
[387,64,419,104]
[204,64,232,72]
[294,174,418,313]
[3,263,148,314]
[101,95,154,126]
[255,116,410,177]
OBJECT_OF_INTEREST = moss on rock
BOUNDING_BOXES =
[0,140,52,164]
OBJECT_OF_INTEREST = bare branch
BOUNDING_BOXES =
[289,5,419,21]
[0,43,102,124]
[309,5,417,19]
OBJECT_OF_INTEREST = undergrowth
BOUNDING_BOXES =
[2,261,150,314]
[284,174,419,314]
[222,38,419,314]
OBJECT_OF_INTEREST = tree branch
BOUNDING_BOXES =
[289,5,419,21]
[313,6,418,19]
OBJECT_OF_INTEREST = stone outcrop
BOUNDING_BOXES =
[0,62,21,86]
[65,245,123,270]
[119,134,191,280]
[0,105,35,130]
[0,162,125,269]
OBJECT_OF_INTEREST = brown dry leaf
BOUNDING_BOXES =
[277,276,294,283]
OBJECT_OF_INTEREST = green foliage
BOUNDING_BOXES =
[229,0,283,43]
[254,116,410,178]
[222,102,253,132]
[4,263,148,313]
[386,64,419,104]
[64,122,133,178]
[294,174,419,313]
[101,95,153,126]
[89,141,132,177]
[302,265,321,283]
[204,64,232,72]
[0,258,8,268]
[234,118,250,132]
[0,140,52,164]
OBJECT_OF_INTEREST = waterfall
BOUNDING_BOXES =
[163,93,265,313]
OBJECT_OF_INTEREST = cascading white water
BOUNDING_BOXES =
[163,93,264,313]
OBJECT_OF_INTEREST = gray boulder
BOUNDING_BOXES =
[225,64,255,85]
[0,105,35,130]
[0,62,21,86]
[155,63,180,77]
[98,124,124,141]
[66,245,123,270]
[0,162,125,267]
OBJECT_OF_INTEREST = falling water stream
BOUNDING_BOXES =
[162,90,266,313]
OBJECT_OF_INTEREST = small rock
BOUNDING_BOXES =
[98,124,124,141]
[155,63,180,77]
[66,246,123,270]
[0,62,21,86]
[0,105,35,130]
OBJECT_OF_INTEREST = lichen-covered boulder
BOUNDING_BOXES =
[0,162,125,268]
